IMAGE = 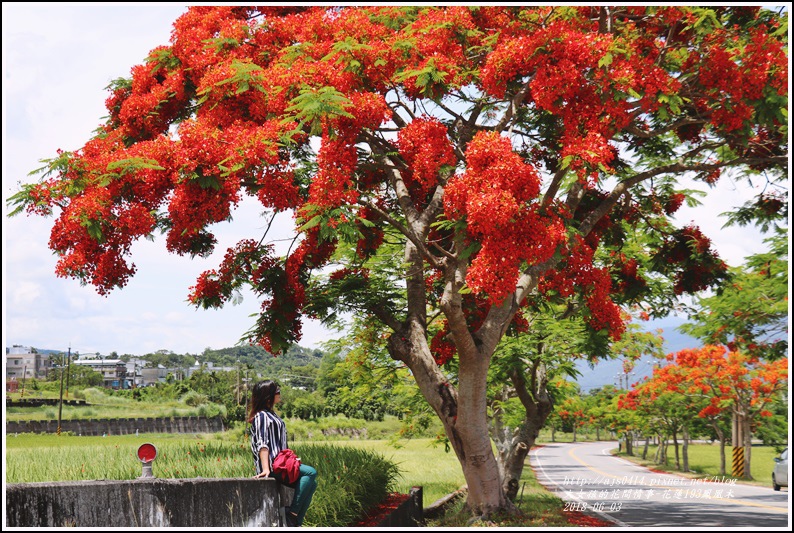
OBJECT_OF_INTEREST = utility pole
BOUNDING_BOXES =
[20,365,27,399]
[57,352,65,436]
[65,346,72,398]
[243,365,249,410]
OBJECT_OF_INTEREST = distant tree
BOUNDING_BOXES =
[606,392,645,456]
[557,395,588,442]
[320,320,419,424]
[543,378,581,442]
[680,231,788,361]
[620,369,706,471]
[47,364,103,388]
[582,385,621,441]
[280,387,326,419]
[753,398,789,448]
[674,345,787,479]
[287,363,320,392]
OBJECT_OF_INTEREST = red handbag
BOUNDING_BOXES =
[272,449,301,485]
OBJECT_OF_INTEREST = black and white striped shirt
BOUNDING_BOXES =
[250,409,288,475]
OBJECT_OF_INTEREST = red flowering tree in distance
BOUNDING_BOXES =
[8,7,788,517]
[621,345,788,478]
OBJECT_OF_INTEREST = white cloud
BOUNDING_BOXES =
[10,281,42,309]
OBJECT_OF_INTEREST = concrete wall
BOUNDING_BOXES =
[5,477,293,527]
[6,416,224,436]
[6,478,425,528]
[6,399,87,407]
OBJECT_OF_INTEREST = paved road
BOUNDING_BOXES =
[530,441,790,528]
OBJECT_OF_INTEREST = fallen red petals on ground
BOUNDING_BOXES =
[351,492,410,527]
[565,509,614,527]
[352,487,615,527]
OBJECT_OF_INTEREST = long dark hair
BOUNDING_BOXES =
[248,380,279,423]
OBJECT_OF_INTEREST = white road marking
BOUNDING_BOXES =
[532,446,629,527]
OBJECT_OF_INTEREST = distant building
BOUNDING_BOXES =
[71,359,127,389]
[186,360,234,377]
[6,346,235,389]
[125,358,146,388]
[140,365,169,386]
[5,346,54,381]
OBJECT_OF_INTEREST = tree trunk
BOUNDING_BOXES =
[572,424,577,443]
[388,310,514,517]
[491,363,554,501]
[625,432,633,456]
[672,429,680,470]
[642,436,649,460]
[741,407,753,480]
[379,233,519,519]
[712,422,726,475]
[682,425,689,473]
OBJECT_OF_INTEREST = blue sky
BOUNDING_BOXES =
[2,4,781,357]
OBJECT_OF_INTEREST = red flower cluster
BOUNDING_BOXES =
[444,131,560,304]
[653,225,728,295]
[664,193,686,216]
[397,117,457,201]
[539,236,625,339]
[481,15,682,183]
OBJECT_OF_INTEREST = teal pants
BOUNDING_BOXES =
[289,464,317,526]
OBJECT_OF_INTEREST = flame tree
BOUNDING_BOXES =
[7,6,788,517]
[622,346,788,478]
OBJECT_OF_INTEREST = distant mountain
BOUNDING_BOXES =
[575,316,702,393]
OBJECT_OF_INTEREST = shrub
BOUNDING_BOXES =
[291,444,401,527]
[182,391,208,407]
[81,388,111,404]
[287,415,368,440]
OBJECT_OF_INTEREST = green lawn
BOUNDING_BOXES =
[313,438,466,506]
[614,443,784,487]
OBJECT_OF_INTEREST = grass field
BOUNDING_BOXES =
[14,431,780,525]
[4,431,249,483]
[5,388,225,421]
[614,442,784,488]
[310,438,466,506]
[4,432,463,505]
[4,431,576,526]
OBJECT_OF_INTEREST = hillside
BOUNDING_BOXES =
[575,316,701,392]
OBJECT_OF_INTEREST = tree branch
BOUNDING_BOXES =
[541,167,568,210]
[495,84,531,133]
[579,156,786,236]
